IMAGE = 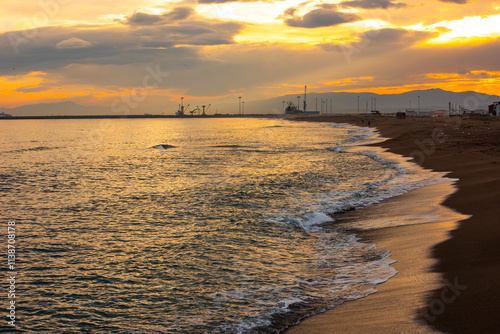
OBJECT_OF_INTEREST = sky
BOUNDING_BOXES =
[0,0,500,113]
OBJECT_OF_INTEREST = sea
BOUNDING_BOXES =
[0,117,461,333]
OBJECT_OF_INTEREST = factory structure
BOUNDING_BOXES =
[488,101,500,116]
[284,86,320,115]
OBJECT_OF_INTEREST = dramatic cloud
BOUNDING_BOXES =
[125,12,164,26]
[163,7,195,21]
[438,0,469,4]
[340,0,407,9]
[123,7,195,26]
[0,17,243,75]
[56,37,93,49]
[314,30,500,88]
[2,0,500,111]
[196,0,275,3]
[283,4,361,28]
[14,85,51,93]
[359,28,438,46]
[321,28,439,55]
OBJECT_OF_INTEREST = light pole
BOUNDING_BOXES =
[242,101,245,115]
[238,96,242,115]
[297,96,301,112]
[282,100,285,113]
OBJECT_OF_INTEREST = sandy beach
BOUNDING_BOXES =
[287,115,500,333]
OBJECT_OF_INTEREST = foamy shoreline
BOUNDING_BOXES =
[287,114,500,333]
[285,119,466,333]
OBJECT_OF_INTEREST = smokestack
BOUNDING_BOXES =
[304,85,307,113]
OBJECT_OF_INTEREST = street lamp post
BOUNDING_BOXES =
[297,96,301,112]
[282,100,285,113]
[238,96,242,115]
[242,101,245,115]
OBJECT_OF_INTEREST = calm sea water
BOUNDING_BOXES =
[1,118,451,333]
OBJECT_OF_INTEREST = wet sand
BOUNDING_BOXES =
[287,115,500,333]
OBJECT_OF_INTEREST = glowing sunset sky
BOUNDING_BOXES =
[1,0,499,112]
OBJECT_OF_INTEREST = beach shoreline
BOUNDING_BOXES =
[285,183,458,334]
[286,115,500,333]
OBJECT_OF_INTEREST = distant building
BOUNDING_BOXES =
[405,108,434,116]
[488,102,500,116]
[469,109,488,115]
[0,111,12,118]
[431,110,450,117]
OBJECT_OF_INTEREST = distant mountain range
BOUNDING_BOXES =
[2,89,500,116]
[244,88,500,114]
[2,101,109,116]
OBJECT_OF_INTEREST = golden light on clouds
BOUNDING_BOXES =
[1,0,500,112]
[411,14,500,45]
[197,2,283,24]
[0,72,89,107]
[335,71,500,96]
[234,24,341,44]
[0,71,45,91]
[323,76,375,87]
[235,18,395,45]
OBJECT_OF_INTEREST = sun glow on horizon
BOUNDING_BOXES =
[410,14,500,45]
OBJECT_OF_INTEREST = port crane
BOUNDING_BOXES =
[201,104,211,116]
[189,104,211,116]
[285,101,300,114]
[175,97,212,116]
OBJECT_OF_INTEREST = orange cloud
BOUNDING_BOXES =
[333,71,500,96]
[322,76,374,87]
[0,71,105,107]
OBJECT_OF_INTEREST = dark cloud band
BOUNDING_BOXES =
[282,4,361,28]
[340,0,407,9]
